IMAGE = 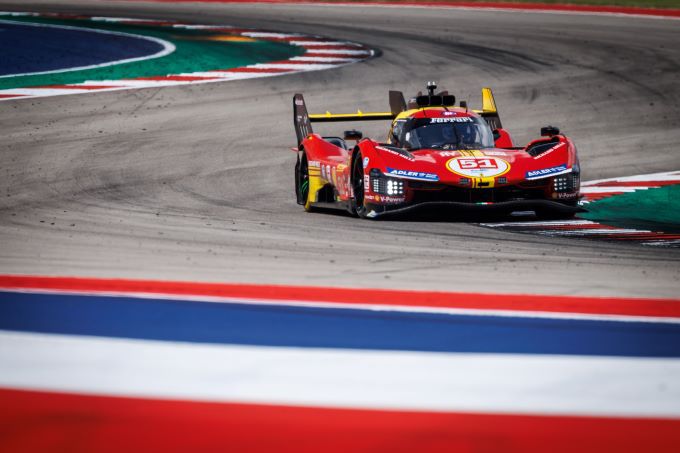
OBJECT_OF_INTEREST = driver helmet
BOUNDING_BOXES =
[459,123,477,144]
[441,125,455,142]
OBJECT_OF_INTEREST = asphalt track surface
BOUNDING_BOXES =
[1,0,679,297]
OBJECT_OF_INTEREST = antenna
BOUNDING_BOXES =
[426,81,437,96]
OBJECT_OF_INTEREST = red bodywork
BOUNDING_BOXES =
[296,103,581,218]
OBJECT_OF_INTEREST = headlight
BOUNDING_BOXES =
[371,174,404,196]
[552,174,576,192]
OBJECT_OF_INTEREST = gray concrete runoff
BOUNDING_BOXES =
[0,0,679,297]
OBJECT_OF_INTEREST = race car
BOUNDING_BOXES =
[293,82,582,219]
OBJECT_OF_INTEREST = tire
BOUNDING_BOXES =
[352,151,368,218]
[296,151,314,212]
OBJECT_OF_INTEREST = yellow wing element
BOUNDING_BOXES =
[473,87,503,130]
[308,110,395,122]
[481,87,497,113]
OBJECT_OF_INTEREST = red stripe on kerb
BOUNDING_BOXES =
[1,275,679,318]
[134,75,221,81]
[1,388,679,453]
[0,94,26,99]
[226,67,293,73]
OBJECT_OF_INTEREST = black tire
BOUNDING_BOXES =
[295,151,314,212]
[352,151,368,218]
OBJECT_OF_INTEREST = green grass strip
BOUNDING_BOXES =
[581,185,680,233]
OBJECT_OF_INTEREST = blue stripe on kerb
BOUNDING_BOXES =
[1,291,679,357]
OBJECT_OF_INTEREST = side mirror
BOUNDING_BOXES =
[493,128,514,148]
[541,125,560,137]
[344,129,363,141]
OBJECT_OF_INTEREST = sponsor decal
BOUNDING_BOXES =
[446,157,510,178]
[534,142,565,159]
[386,168,439,182]
[442,111,457,116]
[481,150,509,157]
[363,175,370,193]
[295,99,304,106]
[308,160,320,168]
[363,157,369,167]
[378,195,406,204]
[438,151,460,157]
[526,164,569,180]
[430,117,473,123]
[555,192,578,199]
[376,146,415,161]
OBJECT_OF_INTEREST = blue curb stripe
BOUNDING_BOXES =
[0,21,164,77]
[1,291,680,357]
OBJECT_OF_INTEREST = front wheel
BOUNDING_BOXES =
[295,151,314,212]
[352,151,368,218]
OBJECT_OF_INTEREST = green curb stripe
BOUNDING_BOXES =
[581,184,680,234]
[477,171,680,247]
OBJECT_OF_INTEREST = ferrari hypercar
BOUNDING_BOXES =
[293,82,582,219]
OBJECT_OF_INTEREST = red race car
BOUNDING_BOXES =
[293,82,582,219]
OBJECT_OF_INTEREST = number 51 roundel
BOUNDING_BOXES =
[446,157,510,178]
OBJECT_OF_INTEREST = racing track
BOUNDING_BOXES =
[1,0,679,297]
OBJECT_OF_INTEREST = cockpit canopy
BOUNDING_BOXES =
[391,116,495,151]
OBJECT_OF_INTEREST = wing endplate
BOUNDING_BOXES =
[293,93,313,146]
[474,87,503,130]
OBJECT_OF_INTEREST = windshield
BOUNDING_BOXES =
[398,117,495,150]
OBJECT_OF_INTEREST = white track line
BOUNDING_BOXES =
[2,330,680,418]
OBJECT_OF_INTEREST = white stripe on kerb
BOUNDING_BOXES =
[248,63,337,71]
[583,171,680,186]
[581,187,641,193]
[1,330,679,418]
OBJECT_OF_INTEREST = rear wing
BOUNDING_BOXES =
[293,88,503,146]
[293,91,406,146]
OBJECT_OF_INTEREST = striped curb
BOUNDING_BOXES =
[0,12,375,101]
[135,1,680,21]
[479,171,680,247]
